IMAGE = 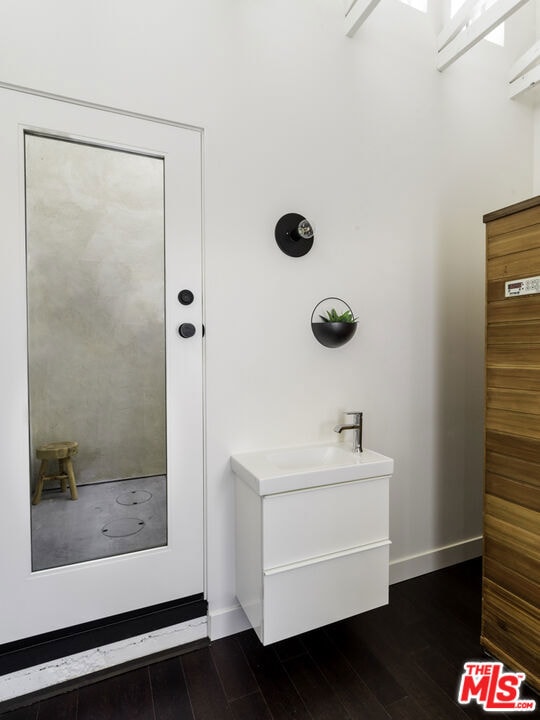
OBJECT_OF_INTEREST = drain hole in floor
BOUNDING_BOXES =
[116,490,152,506]
[101,517,146,538]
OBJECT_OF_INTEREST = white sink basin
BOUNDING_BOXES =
[231,442,394,495]
[266,444,357,471]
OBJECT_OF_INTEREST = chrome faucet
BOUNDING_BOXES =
[334,411,363,453]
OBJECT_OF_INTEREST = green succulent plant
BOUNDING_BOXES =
[319,308,357,323]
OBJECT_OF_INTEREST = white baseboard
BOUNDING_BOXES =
[0,616,207,703]
[208,603,251,641]
[389,536,482,585]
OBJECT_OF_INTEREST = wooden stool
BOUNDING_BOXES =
[32,441,79,505]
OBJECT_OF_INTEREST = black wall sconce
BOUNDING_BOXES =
[275,213,314,257]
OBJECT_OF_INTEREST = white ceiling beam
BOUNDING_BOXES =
[509,40,540,83]
[437,0,531,72]
[509,64,540,99]
[345,0,382,38]
[437,0,481,53]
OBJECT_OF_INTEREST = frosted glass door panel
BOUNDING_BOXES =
[26,136,167,570]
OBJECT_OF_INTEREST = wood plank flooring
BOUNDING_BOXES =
[1,559,538,719]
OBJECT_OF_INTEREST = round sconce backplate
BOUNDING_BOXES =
[275,213,314,257]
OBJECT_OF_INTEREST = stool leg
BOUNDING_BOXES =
[32,460,47,505]
[58,459,67,493]
[65,458,78,500]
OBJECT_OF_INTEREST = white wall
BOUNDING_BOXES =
[531,0,540,192]
[535,106,540,191]
[0,0,536,638]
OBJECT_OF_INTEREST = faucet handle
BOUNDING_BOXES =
[345,411,362,419]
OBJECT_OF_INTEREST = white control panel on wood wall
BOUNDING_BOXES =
[505,276,540,297]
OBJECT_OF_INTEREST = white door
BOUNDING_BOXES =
[0,87,204,643]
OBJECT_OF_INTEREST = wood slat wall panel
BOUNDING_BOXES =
[481,585,540,686]
[485,472,540,509]
[483,579,540,647]
[487,279,505,302]
[486,205,540,238]
[484,195,540,225]
[487,247,540,280]
[487,294,540,322]
[485,494,539,535]
[486,430,540,462]
[484,536,540,581]
[480,636,540,692]
[484,200,540,692]
[487,387,540,415]
[482,620,538,675]
[484,514,539,562]
[486,406,540,439]
[484,556,540,610]
[486,367,540,391]
[485,453,540,489]
[487,321,540,344]
[487,223,540,258]
[487,345,540,366]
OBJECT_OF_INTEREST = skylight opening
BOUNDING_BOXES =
[399,0,428,12]
[451,0,505,46]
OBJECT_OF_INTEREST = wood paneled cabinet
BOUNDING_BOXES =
[482,197,540,693]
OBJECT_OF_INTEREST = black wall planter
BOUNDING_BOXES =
[312,321,357,348]
[311,298,357,348]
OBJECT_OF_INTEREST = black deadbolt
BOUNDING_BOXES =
[179,323,196,338]
[178,289,194,305]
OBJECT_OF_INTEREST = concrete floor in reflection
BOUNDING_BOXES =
[31,475,167,571]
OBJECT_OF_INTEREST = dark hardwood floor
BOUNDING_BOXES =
[2,559,538,719]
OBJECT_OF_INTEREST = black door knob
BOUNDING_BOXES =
[178,289,194,305]
[178,323,196,338]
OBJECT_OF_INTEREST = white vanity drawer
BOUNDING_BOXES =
[263,476,389,569]
[262,542,389,645]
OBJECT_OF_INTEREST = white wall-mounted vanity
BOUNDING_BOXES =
[231,443,394,645]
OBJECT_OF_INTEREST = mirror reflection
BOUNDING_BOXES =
[26,133,167,571]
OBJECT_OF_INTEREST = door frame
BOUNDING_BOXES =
[0,84,206,648]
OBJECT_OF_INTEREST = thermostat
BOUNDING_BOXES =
[505,276,540,297]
